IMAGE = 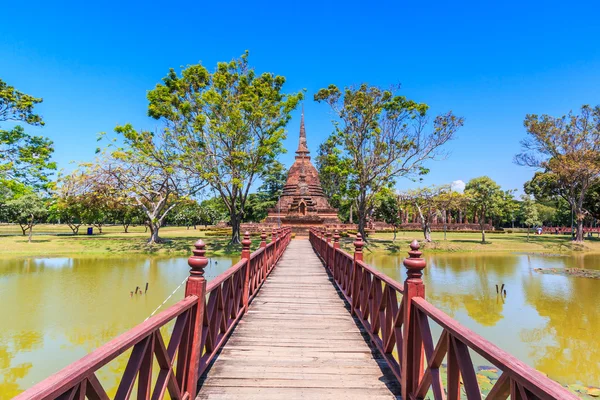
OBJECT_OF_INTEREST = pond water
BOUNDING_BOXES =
[363,251,600,389]
[1,251,599,397]
[0,255,237,398]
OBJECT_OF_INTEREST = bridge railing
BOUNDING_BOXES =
[309,227,576,400]
[17,227,292,400]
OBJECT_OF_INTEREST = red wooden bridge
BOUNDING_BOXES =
[16,228,577,400]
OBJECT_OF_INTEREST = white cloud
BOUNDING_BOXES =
[451,180,466,193]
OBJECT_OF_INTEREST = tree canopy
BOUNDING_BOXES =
[516,105,600,241]
[146,52,303,243]
[315,83,463,237]
[0,79,55,188]
[464,176,503,243]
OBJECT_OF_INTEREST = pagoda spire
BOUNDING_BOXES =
[296,104,310,157]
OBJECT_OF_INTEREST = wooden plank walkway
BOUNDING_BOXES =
[197,239,401,399]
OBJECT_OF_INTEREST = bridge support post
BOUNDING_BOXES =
[185,239,208,395]
[351,233,364,316]
[242,231,252,312]
[401,240,426,400]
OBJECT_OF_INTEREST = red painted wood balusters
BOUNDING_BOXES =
[17,228,293,400]
[308,228,577,400]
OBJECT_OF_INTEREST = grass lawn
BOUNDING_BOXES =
[1,224,599,258]
[0,224,258,257]
[340,230,600,255]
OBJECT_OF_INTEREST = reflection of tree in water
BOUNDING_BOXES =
[364,252,520,326]
[521,276,600,386]
[0,331,43,397]
[425,254,519,326]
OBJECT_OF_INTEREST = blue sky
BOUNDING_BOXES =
[1,0,599,195]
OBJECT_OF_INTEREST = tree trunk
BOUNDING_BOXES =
[230,214,241,245]
[423,225,432,242]
[393,228,397,242]
[527,225,530,242]
[19,224,28,236]
[148,223,163,244]
[123,223,129,233]
[67,223,80,235]
[480,223,486,243]
[28,216,34,243]
[357,213,367,240]
[575,220,584,242]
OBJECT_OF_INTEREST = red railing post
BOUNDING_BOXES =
[333,229,340,278]
[260,229,267,276]
[241,231,252,312]
[185,239,208,395]
[351,233,364,315]
[271,227,277,265]
[325,229,331,269]
[260,229,267,248]
[401,240,426,400]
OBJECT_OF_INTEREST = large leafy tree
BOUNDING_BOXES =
[516,105,600,241]
[95,124,205,243]
[0,79,56,188]
[314,84,463,238]
[464,176,503,243]
[147,52,302,244]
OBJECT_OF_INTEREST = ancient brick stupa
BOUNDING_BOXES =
[265,110,340,228]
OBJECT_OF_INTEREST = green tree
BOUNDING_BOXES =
[171,199,203,229]
[6,193,48,242]
[96,124,204,243]
[199,196,229,226]
[315,136,352,213]
[497,189,518,227]
[0,79,56,187]
[535,203,557,226]
[373,189,402,241]
[516,105,600,241]
[435,189,466,240]
[314,84,463,238]
[401,185,450,242]
[525,172,572,227]
[51,173,86,234]
[147,52,302,244]
[521,194,541,241]
[464,176,503,243]
[243,161,288,222]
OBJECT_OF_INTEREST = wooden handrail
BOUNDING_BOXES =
[309,227,576,400]
[18,227,293,400]
[412,297,575,400]
[14,296,198,400]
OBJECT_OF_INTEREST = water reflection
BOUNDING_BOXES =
[0,255,237,396]
[364,251,600,388]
